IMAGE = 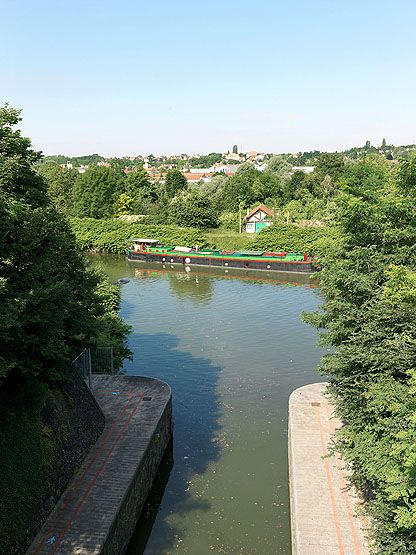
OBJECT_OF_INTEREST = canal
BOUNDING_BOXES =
[92,255,325,555]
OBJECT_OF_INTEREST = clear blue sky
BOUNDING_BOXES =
[2,0,415,156]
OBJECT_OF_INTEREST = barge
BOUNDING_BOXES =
[127,239,318,274]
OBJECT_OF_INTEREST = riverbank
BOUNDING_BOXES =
[289,383,370,554]
[69,217,335,256]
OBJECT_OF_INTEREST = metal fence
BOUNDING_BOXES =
[72,347,115,389]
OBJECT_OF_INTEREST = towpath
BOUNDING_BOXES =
[27,375,172,555]
[289,383,370,555]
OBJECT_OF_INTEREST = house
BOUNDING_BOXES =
[243,203,274,233]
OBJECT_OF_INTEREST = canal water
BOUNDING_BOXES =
[92,255,325,555]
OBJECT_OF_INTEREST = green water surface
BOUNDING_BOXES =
[92,255,325,555]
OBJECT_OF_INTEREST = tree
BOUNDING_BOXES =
[36,162,77,216]
[283,170,307,201]
[164,169,187,198]
[198,174,227,197]
[251,173,281,203]
[305,154,416,552]
[217,170,257,211]
[266,155,291,178]
[381,138,387,148]
[168,190,219,229]
[0,105,129,384]
[123,168,156,213]
[315,152,345,180]
[114,193,134,216]
[73,166,121,218]
[232,144,238,154]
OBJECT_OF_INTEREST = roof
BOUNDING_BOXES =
[243,203,274,222]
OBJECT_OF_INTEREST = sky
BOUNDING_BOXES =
[2,0,416,156]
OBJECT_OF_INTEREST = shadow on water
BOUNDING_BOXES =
[126,440,174,554]
[124,331,223,554]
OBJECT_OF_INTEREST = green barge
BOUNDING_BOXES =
[127,239,318,274]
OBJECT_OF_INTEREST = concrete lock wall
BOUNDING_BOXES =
[103,396,173,554]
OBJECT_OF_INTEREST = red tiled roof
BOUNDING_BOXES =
[243,203,274,222]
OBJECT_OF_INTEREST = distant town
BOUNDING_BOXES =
[42,140,416,184]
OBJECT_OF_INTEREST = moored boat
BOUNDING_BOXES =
[126,239,318,274]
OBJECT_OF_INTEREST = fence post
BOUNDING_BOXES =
[110,348,114,374]
[87,348,92,390]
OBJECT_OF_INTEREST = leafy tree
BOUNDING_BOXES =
[0,105,129,384]
[168,190,219,229]
[198,174,227,197]
[251,173,281,203]
[266,155,291,177]
[36,162,77,216]
[232,144,238,154]
[315,152,345,180]
[188,152,222,168]
[305,154,416,553]
[164,169,187,198]
[73,166,121,218]
[123,168,156,213]
[42,153,104,166]
[114,193,134,216]
[381,138,387,148]
[235,161,257,174]
[218,170,257,211]
[283,170,307,201]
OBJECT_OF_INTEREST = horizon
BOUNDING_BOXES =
[41,137,410,160]
[2,0,416,156]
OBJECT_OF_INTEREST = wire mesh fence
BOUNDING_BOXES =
[72,347,115,388]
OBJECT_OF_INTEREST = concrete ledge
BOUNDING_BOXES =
[289,383,369,555]
[28,375,172,555]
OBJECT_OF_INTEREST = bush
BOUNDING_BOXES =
[218,212,240,231]
[249,223,340,255]
[69,217,207,253]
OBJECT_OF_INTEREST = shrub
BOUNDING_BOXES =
[249,223,340,256]
[69,218,207,253]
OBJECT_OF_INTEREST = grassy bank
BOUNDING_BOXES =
[205,229,252,250]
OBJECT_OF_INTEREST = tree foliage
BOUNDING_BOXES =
[0,105,129,383]
[164,169,187,198]
[73,166,122,218]
[69,217,207,253]
[305,154,416,553]
[168,190,219,229]
[36,162,77,215]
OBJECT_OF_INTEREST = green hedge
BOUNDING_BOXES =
[249,224,340,256]
[69,218,207,253]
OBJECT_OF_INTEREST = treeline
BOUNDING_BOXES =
[37,153,351,230]
[305,154,416,552]
[42,153,104,166]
